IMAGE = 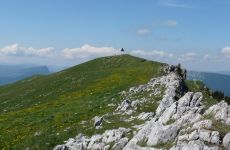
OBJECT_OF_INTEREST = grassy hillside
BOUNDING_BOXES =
[0,54,165,150]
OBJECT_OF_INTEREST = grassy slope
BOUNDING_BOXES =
[0,54,165,150]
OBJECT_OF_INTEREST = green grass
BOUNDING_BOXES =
[0,54,165,150]
[164,118,176,125]
[154,141,174,149]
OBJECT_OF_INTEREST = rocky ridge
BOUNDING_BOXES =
[54,65,230,150]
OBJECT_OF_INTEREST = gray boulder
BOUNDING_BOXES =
[223,132,230,150]
[205,101,230,125]
[93,116,104,127]
[170,140,219,150]
[138,112,154,121]
[192,120,212,130]
[112,137,129,150]
[147,123,180,146]
[102,128,130,144]
[116,99,131,112]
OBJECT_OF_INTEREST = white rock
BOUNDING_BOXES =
[93,116,104,127]
[180,140,204,150]
[125,110,133,115]
[158,92,203,126]
[88,135,103,149]
[176,92,202,118]
[183,129,220,145]
[176,111,202,126]
[192,120,212,130]
[112,137,129,150]
[108,103,115,107]
[171,140,219,150]
[158,102,177,124]
[210,131,220,145]
[178,134,189,142]
[223,132,230,150]
[91,142,106,150]
[116,99,131,112]
[131,100,140,108]
[198,129,212,143]
[104,145,110,150]
[205,101,230,125]
[138,112,154,120]
[34,131,41,136]
[54,134,90,150]
[147,123,180,146]
[155,73,182,116]
[188,130,199,141]
[102,128,130,144]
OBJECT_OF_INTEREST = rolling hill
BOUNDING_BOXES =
[0,54,165,149]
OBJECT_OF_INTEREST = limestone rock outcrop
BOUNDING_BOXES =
[205,101,230,125]
[54,65,230,150]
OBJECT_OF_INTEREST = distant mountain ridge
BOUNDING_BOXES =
[187,70,230,96]
[0,65,50,85]
[217,71,230,75]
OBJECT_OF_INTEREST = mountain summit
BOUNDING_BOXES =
[0,54,164,149]
[1,55,230,150]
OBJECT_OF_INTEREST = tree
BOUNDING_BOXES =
[178,63,181,69]
[225,96,230,104]
[212,90,224,100]
[176,63,183,77]
[121,48,124,52]
[184,69,187,79]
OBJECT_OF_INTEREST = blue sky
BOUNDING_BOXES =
[0,0,230,71]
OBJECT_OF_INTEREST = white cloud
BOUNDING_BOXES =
[158,0,192,8]
[203,54,220,61]
[136,28,150,36]
[204,54,211,60]
[0,43,53,57]
[163,20,178,27]
[222,46,230,58]
[62,44,119,59]
[160,2,189,8]
[0,43,19,55]
[179,52,197,61]
[130,49,173,58]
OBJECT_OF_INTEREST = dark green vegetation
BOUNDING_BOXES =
[164,118,176,125]
[0,54,165,150]
[154,141,175,149]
